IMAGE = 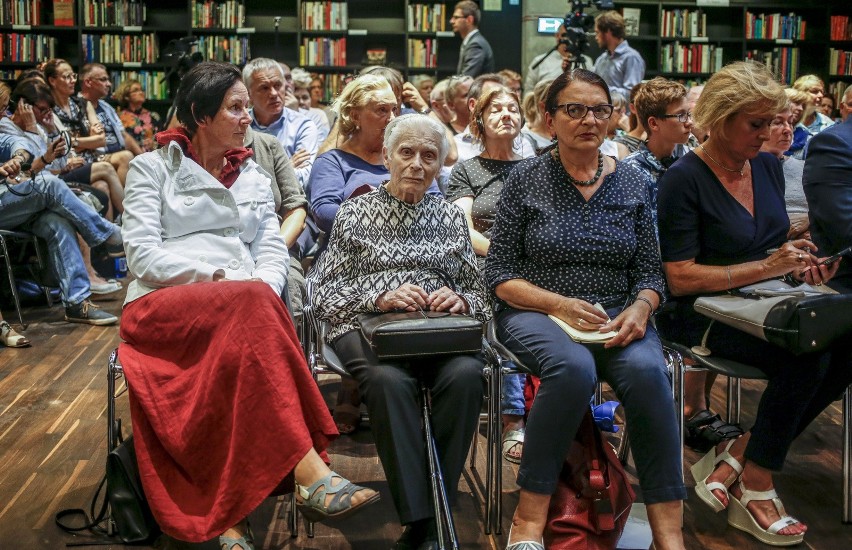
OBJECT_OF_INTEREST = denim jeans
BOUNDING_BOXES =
[496,306,686,504]
[0,173,114,305]
[502,371,526,416]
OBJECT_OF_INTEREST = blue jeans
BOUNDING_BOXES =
[496,307,686,504]
[502,370,526,417]
[0,173,114,305]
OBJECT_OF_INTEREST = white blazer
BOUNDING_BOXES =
[122,140,289,304]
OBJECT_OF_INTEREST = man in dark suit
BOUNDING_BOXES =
[451,1,494,77]
[803,117,852,291]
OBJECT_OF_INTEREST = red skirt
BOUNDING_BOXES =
[119,281,337,542]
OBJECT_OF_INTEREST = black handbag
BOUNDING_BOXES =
[56,433,160,545]
[694,285,852,355]
[356,267,483,359]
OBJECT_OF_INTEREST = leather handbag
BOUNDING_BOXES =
[56,433,160,545]
[356,267,482,359]
[693,282,852,355]
[544,410,635,550]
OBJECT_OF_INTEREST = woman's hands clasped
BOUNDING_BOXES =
[376,284,469,314]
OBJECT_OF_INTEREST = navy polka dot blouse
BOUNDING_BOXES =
[484,153,665,309]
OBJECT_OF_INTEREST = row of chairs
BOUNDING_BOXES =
[102,300,852,548]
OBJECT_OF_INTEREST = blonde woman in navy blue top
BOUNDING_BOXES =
[485,69,686,550]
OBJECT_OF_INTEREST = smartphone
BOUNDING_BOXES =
[818,245,852,266]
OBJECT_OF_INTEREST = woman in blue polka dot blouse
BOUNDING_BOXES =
[485,68,685,550]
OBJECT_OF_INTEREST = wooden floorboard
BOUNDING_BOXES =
[1,293,851,548]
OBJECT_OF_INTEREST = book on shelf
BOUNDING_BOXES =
[196,35,251,65]
[54,0,75,26]
[622,8,640,37]
[0,33,56,62]
[83,0,147,27]
[661,42,722,74]
[82,33,159,64]
[1,0,43,26]
[408,3,447,33]
[746,47,800,84]
[299,37,347,67]
[745,12,806,41]
[302,1,348,31]
[192,1,245,29]
[408,38,438,68]
[111,70,169,100]
[831,15,852,41]
[830,48,852,76]
[661,8,706,38]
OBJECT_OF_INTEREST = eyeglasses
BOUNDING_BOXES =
[60,73,77,82]
[555,103,614,120]
[91,76,110,82]
[658,111,693,123]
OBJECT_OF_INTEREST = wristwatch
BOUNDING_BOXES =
[419,106,431,115]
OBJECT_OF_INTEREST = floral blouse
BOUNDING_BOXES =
[118,106,162,152]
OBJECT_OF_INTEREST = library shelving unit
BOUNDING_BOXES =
[615,1,848,87]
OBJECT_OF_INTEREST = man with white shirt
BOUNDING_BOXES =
[243,58,319,191]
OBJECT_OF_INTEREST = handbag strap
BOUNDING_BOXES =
[578,410,617,531]
[416,267,457,292]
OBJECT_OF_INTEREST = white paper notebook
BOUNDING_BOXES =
[548,303,618,343]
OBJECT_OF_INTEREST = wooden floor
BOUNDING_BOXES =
[1,291,851,549]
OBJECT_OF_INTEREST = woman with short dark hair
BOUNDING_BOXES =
[486,68,685,550]
[120,62,378,549]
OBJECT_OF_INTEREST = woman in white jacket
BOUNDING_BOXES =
[119,62,378,550]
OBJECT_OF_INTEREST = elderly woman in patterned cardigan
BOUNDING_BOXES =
[310,114,489,550]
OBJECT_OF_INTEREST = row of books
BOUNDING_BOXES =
[109,70,168,100]
[299,37,346,67]
[312,72,348,104]
[192,0,244,30]
[82,0,145,27]
[746,47,799,84]
[0,0,42,25]
[660,43,722,74]
[829,49,852,76]
[82,33,158,64]
[745,12,806,41]
[407,3,447,33]
[301,2,347,31]
[828,81,850,105]
[830,16,852,41]
[195,34,250,65]
[660,9,707,39]
[0,33,55,62]
[408,38,438,69]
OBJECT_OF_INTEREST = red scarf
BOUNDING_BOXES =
[155,128,253,189]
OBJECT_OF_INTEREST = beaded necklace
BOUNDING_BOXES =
[551,147,604,187]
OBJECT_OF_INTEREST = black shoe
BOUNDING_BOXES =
[392,519,437,550]
[105,226,125,258]
[684,409,744,452]
[65,300,118,326]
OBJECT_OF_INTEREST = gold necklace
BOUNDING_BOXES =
[699,144,745,176]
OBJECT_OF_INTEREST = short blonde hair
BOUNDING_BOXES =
[332,74,394,137]
[784,87,810,105]
[634,77,687,134]
[792,74,824,94]
[693,61,786,141]
[113,78,141,108]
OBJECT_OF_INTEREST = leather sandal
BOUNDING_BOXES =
[296,471,380,523]
[727,480,804,546]
[502,428,524,464]
[684,409,744,452]
[691,439,743,512]
[1,321,30,348]
[219,522,254,550]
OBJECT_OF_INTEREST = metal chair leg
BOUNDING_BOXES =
[421,380,459,550]
[843,385,852,523]
[0,235,26,329]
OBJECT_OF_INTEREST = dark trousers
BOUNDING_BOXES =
[665,317,852,471]
[333,330,485,524]
[497,307,686,504]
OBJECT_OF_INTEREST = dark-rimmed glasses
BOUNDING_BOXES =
[555,103,614,120]
[658,111,693,123]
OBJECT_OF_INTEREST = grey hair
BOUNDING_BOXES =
[291,67,312,89]
[410,74,434,88]
[242,58,285,89]
[383,114,449,166]
[844,84,852,101]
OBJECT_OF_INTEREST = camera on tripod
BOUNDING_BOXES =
[561,0,614,59]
